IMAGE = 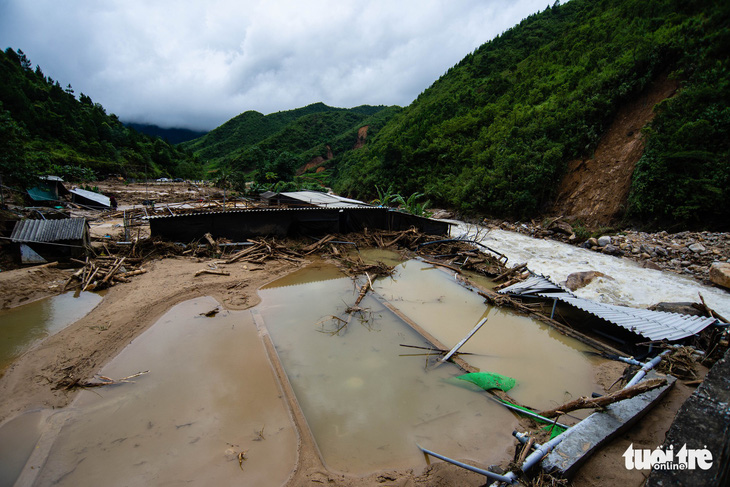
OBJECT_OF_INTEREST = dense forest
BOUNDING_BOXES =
[0,48,204,190]
[325,0,729,229]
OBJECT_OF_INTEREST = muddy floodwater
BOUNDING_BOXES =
[1,254,606,485]
[0,292,103,374]
[25,297,297,487]
[257,256,602,474]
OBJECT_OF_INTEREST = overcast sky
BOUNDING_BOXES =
[1,0,549,131]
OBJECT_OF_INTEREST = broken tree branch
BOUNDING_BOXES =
[538,377,667,418]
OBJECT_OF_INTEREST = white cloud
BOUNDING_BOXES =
[0,0,549,130]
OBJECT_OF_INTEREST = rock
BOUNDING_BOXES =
[709,262,730,289]
[655,247,668,257]
[689,243,706,253]
[602,244,621,256]
[587,237,598,247]
[642,260,662,271]
[648,302,704,316]
[565,271,614,291]
[597,236,612,247]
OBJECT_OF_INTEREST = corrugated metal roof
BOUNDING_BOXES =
[70,188,111,207]
[498,275,718,341]
[279,191,370,208]
[146,206,380,220]
[11,218,87,243]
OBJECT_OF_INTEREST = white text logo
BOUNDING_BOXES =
[623,443,713,470]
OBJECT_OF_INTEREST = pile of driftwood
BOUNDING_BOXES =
[350,227,431,250]
[210,238,306,268]
[416,239,513,278]
[63,256,147,292]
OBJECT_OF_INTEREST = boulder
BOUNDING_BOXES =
[602,244,621,256]
[642,260,662,271]
[565,271,614,291]
[597,236,612,247]
[587,237,598,247]
[689,243,706,253]
[709,262,730,289]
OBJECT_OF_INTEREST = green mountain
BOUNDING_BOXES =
[180,102,400,191]
[330,0,729,229]
[0,48,204,188]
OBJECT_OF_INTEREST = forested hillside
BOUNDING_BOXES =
[330,0,729,229]
[0,48,204,189]
[181,102,399,190]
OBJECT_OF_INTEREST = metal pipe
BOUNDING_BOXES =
[625,350,670,388]
[492,430,569,485]
[417,444,517,484]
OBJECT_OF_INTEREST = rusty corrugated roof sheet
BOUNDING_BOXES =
[10,218,87,243]
[498,275,718,341]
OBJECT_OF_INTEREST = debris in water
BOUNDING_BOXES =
[457,372,516,392]
[200,307,220,317]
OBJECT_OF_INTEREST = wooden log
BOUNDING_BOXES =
[203,232,220,252]
[538,378,667,418]
[421,258,462,274]
[194,269,231,277]
[494,262,527,282]
[82,266,100,292]
[117,268,147,279]
[354,273,372,306]
[302,235,336,254]
[225,244,261,264]
[101,257,126,284]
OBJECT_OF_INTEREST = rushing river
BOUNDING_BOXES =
[450,222,730,318]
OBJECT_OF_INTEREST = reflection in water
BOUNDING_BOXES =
[0,291,103,373]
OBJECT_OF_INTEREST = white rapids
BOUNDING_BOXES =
[449,222,730,319]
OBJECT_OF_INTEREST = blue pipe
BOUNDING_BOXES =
[417,444,517,484]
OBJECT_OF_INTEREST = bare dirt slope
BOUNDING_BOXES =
[552,75,678,227]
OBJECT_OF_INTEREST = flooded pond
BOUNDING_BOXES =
[22,297,297,487]
[0,291,103,374]
[2,254,606,484]
[258,257,602,474]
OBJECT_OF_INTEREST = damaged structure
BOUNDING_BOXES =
[498,274,720,343]
[9,217,90,264]
[148,207,450,242]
